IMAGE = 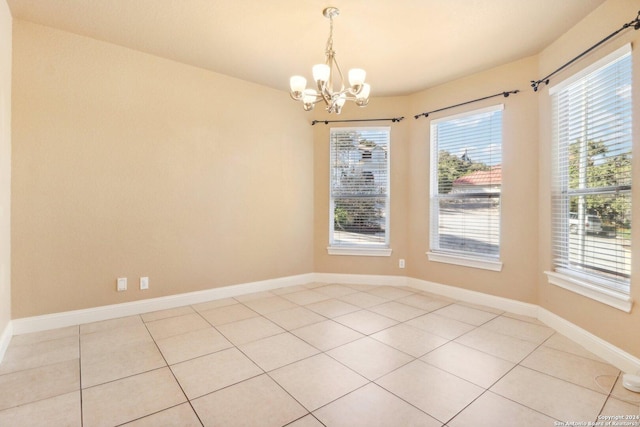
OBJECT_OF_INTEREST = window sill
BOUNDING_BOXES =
[545,270,633,313]
[327,246,392,257]
[427,251,503,272]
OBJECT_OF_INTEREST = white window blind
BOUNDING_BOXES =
[329,127,390,249]
[550,44,632,294]
[430,105,503,259]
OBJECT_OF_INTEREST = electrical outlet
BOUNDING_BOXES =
[140,277,149,290]
[117,277,127,292]
[399,259,405,269]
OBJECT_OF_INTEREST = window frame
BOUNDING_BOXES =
[427,104,504,271]
[546,43,633,312]
[327,126,392,257]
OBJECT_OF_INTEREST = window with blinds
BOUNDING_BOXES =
[550,44,632,294]
[329,127,390,250]
[430,105,503,261]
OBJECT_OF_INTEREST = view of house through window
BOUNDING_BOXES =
[551,45,632,292]
[329,127,390,249]
[430,105,503,259]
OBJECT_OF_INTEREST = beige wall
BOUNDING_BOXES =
[537,0,640,358]
[0,0,11,335]
[11,21,314,318]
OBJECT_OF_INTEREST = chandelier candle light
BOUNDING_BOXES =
[289,7,370,114]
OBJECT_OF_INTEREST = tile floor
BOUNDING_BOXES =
[0,282,638,426]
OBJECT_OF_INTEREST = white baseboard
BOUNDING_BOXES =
[4,272,639,374]
[11,273,314,335]
[538,308,640,374]
[0,320,12,362]
[406,277,539,317]
[314,272,407,287]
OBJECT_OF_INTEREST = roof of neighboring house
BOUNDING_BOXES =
[453,166,502,186]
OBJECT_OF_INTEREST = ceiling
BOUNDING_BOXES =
[7,0,606,96]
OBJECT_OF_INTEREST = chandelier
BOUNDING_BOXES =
[289,7,370,114]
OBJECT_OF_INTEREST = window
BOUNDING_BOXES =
[548,44,632,310]
[328,127,391,256]
[428,105,503,270]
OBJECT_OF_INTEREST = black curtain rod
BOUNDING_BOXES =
[311,117,404,126]
[413,90,520,120]
[531,10,640,92]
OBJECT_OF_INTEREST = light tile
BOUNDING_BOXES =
[155,327,233,365]
[521,346,619,392]
[600,396,640,417]
[282,290,331,305]
[170,348,262,399]
[314,284,359,298]
[0,359,79,411]
[216,316,284,345]
[490,366,607,422]
[421,342,515,388]
[80,315,143,335]
[327,337,413,380]
[333,310,398,335]
[82,367,186,427]
[0,391,80,427]
[241,296,298,315]
[543,333,606,362]
[192,374,307,427]
[433,303,499,326]
[286,415,324,427]
[239,332,319,371]
[368,301,426,322]
[304,282,327,289]
[80,323,153,359]
[406,313,475,340]
[448,391,556,427]
[396,294,452,312]
[270,354,368,411]
[338,291,388,308]
[234,290,275,302]
[305,298,360,318]
[199,303,259,326]
[271,284,309,295]
[81,340,166,388]
[371,323,448,357]
[314,383,441,427]
[455,327,538,363]
[140,306,195,323]
[457,301,504,315]
[376,360,484,423]
[191,297,237,312]
[481,316,554,344]
[367,286,414,300]
[502,311,545,325]
[291,320,364,351]
[121,403,202,427]
[9,326,78,347]
[343,283,378,292]
[264,306,325,331]
[145,313,211,341]
[611,374,640,404]
[0,335,79,374]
